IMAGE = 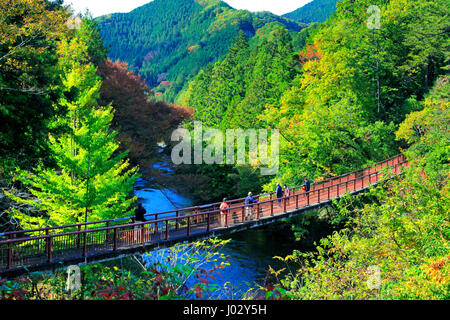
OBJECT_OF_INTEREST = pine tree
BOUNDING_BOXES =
[6,27,140,230]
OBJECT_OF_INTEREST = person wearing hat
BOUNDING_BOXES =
[220,198,229,227]
[244,192,257,221]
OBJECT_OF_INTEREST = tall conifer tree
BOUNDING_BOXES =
[6,23,140,230]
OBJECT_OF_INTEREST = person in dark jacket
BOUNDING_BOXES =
[135,203,147,222]
[276,183,283,208]
[134,203,147,241]
[245,192,257,221]
[303,179,311,192]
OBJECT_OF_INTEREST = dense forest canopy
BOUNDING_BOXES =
[283,0,338,24]
[183,0,449,195]
[95,0,307,102]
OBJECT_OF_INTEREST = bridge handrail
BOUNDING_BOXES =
[0,159,407,246]
[0,154,405,239]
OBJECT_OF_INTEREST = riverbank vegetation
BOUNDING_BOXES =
[261,77,449,300]
[0,238,231,300]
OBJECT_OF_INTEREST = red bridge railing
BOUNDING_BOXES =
[0,154,407,272]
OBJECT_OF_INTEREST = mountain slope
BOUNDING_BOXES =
[96,0,305,101]
[283,0,338,24]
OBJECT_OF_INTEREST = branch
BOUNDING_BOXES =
[0,85,47,95]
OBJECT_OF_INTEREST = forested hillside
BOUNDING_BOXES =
[95,0,306,101]
[185,0,448,194]
[284,0,338,24]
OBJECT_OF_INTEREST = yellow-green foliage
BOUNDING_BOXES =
[268,76,449,300]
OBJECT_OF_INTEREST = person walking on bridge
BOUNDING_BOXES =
[284,184,290,206]
[303,178,311,192]
[220,198,229,227]
[276,183,283,208]
[245,192,257,221]
[134,203,147,242]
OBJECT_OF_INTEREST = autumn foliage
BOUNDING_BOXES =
[298,44,322,66]
[97,59,192,170]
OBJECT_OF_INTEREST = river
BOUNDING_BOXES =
[133,177,302,300]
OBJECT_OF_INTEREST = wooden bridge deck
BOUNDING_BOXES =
[0,155,408,277]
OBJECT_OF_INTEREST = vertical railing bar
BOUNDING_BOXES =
[187,217,191,237]
[82,230,87,258]
[7,240,12,270]
[271,200,274,216]
[47,236,52,263]
[77,225,81,249]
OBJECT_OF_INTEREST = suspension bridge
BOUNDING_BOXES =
[0,154,408,277]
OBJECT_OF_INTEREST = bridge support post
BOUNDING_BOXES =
[176,211,179,230]
[195,207,199,224]
[271,200,274,216]
[45,229,49,254]
[77,225,81,249]
[296,194,299,209]
[225,209,229,228]
[106,221,110,243]
[7,241,12,270]
[47,236,52,263]
[207,212,210,233]
[82,231,87,258]
[283,198,287,213]
[165,220,169,240]
[187,217,191,237]
[113,228,117,251]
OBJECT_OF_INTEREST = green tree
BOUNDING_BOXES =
[6,28,139,229]
[0,0,69,169]
[264,76,449,301]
